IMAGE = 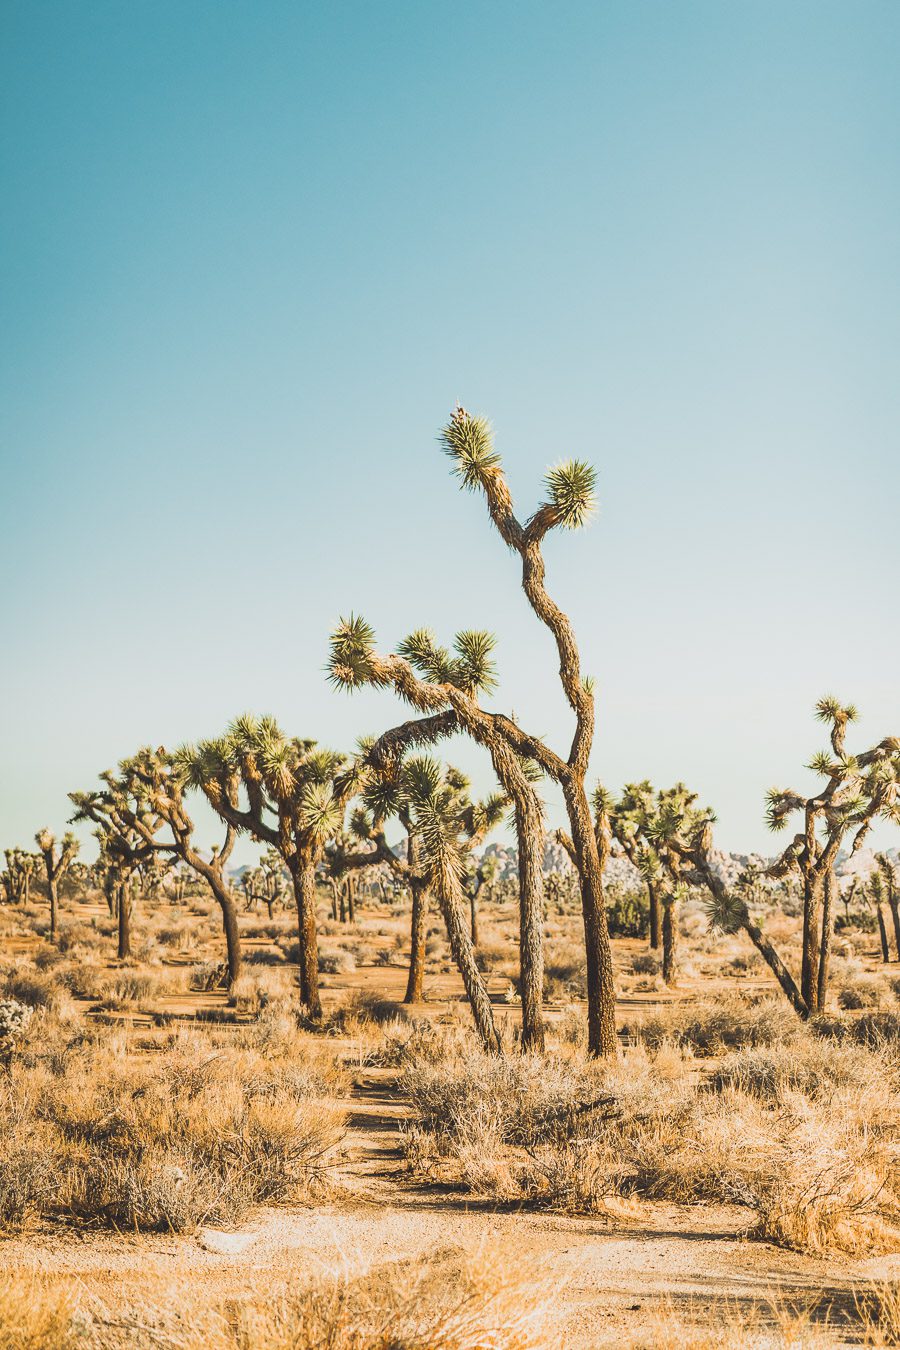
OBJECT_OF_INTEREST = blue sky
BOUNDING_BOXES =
[1,0,898,862]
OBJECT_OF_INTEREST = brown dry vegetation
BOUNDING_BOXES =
[0,878,899,1346]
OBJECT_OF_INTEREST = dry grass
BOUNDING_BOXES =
[0,1247,560,1349]
[397,1018,900,1255]
[0,1007,346,1234]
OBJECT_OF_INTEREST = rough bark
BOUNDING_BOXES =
[563,779,617,1056]
[48,878,59,941]
[888,894,900,962]
[293,859,321,1018]
[816,868,837,1012]
[661,895,678,987]
[648,881,661,950]
[117,882,131,960]
[405,879,428,1003]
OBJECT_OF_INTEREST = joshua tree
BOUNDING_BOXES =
[869,869,893,962]
[435,406,616,1055]
[2,849,38,906]
[69,794,161,959]
[876,852,900,960]
[592,782,707,987]
[325,675,547,1049]
[34,830,79,940]
[72,752,244,983]
[333,744,507,1016]
[466,851,501,947]
[178,716,358,1019]
[765,699,900,1015]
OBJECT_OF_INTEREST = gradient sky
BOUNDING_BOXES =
[1,0,898,864]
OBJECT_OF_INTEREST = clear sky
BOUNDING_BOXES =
[1,0,898,864]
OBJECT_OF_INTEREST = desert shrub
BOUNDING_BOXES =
[474,941,507,974]
[0,964,65,1012]
[631,952,660,976]
[399,1028,900,1255]
[318,947,356,974]
[0,1033,345,1234]
[633,997,798,1054]
[815,1011,900,1048]
[838,975,886,1010]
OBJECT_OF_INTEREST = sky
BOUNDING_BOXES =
[1,0,898,864]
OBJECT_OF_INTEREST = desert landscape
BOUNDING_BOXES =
[0,408,898,1349]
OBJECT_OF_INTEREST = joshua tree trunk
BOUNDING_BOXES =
[742,909,808,1018]
[405,879,428,1003]
[470,888,478,947]
[48,878,59,940]
[117,882,131,959]
[888,892,900,962]
[648,881,661,950]
[329,880,338,922]
[514,796,546,1053]
[563,780,617,1056]
[292,859,322,1019]
[435,876,501,1054]
[816,869,837,1013]
[876,903,891,962]
[661,894,677,987]
[800,870,824,1015]
[207,878,242,985]
[347,873,356,923]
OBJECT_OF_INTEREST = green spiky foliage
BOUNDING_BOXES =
[176,715,360,1018]
[33,829,79,941]
[601,781,712,986]
[765,699,900,1015]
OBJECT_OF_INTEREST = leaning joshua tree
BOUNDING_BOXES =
[765,698,900,1016]
[439,406,616,1054]
[333,742,507,1016]
[80,748,246,986]
[34,829,79,940]
[178,716,358,1019]
[69,790,161,959]
[328,631,550,1050]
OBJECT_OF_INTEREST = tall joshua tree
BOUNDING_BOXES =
[439,406,616,1054]
[328,634,550,1050]
[34,830,79,940]
[178,716,358,1019]
[765,699,900,1016]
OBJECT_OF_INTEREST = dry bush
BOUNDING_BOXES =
[397,1025,900,1255]
[0,1023,345,1234]
[0,963,65,1013]
[838,975,888,1011]
[632,996,799,1054]
[631,952,661,976]
[318,946,357,974]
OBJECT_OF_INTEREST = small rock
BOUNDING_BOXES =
[198,1229,256,1255]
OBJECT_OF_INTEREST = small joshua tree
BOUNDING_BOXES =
[34,829,79,940]
[75,748,245,985]
[594,782,708,987]
[869,868,893,963]
[69,798,158,959]
[765,699,900,1015]
[2,849,38,906]
[178,716,360,1019]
